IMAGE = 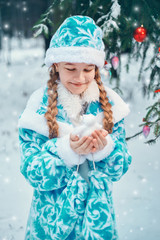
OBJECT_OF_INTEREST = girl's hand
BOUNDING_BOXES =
[70,134,94,155]
[91,129,108,153]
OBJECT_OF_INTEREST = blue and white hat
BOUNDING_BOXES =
[44,15,105,69]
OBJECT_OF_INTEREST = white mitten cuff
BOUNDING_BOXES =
[56,134,86,168]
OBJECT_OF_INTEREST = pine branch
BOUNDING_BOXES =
[126,130,143,141]
[138,40,150,82]
[144,133,160,144]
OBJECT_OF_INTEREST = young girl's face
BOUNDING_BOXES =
[55,62,96,95]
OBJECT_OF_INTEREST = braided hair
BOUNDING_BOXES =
[45,65,114,138]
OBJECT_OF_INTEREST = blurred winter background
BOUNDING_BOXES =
[0,0,159,240]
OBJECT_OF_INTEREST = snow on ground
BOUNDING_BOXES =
[0,37,159,240]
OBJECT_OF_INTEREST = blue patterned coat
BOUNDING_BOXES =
[18,80,132,240]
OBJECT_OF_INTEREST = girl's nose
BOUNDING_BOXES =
[73,71,85,83]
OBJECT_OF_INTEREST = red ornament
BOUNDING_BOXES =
[154,89,160,93]
[133,25,147,42]
[143,125,150,138]
[111,56,119,70]
[159,47,160,53]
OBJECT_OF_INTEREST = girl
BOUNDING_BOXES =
[18,15,132,240]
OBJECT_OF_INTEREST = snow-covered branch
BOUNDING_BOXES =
[97,0,121,35]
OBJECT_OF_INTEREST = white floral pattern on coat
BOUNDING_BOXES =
[18,83,132,240]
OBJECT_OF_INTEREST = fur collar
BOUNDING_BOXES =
[105,86,130,123]
[18,81,130,137]
[57,80,130,124]
[57,79,99,122]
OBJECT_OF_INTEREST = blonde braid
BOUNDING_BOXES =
[95,66,114,134]
[44,65,59,139]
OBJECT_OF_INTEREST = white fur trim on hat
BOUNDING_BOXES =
[44,46,105,69]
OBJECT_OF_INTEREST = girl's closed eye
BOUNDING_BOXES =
[66,68,75,71]
[84,69,93,72]
[65,68,94,72]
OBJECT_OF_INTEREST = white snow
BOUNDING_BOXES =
[0,37,159,240]
[97,0,121,34]
[110,0,121,19]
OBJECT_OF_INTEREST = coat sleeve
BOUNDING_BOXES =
[87,118,132,181]
[18,127,84,191]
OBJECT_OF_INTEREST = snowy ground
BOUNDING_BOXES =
[0,37,159,240]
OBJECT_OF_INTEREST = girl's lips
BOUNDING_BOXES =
[71,83,84,87]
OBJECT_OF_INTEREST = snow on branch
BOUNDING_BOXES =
[97,0,121,35]
[33,24,49,38]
